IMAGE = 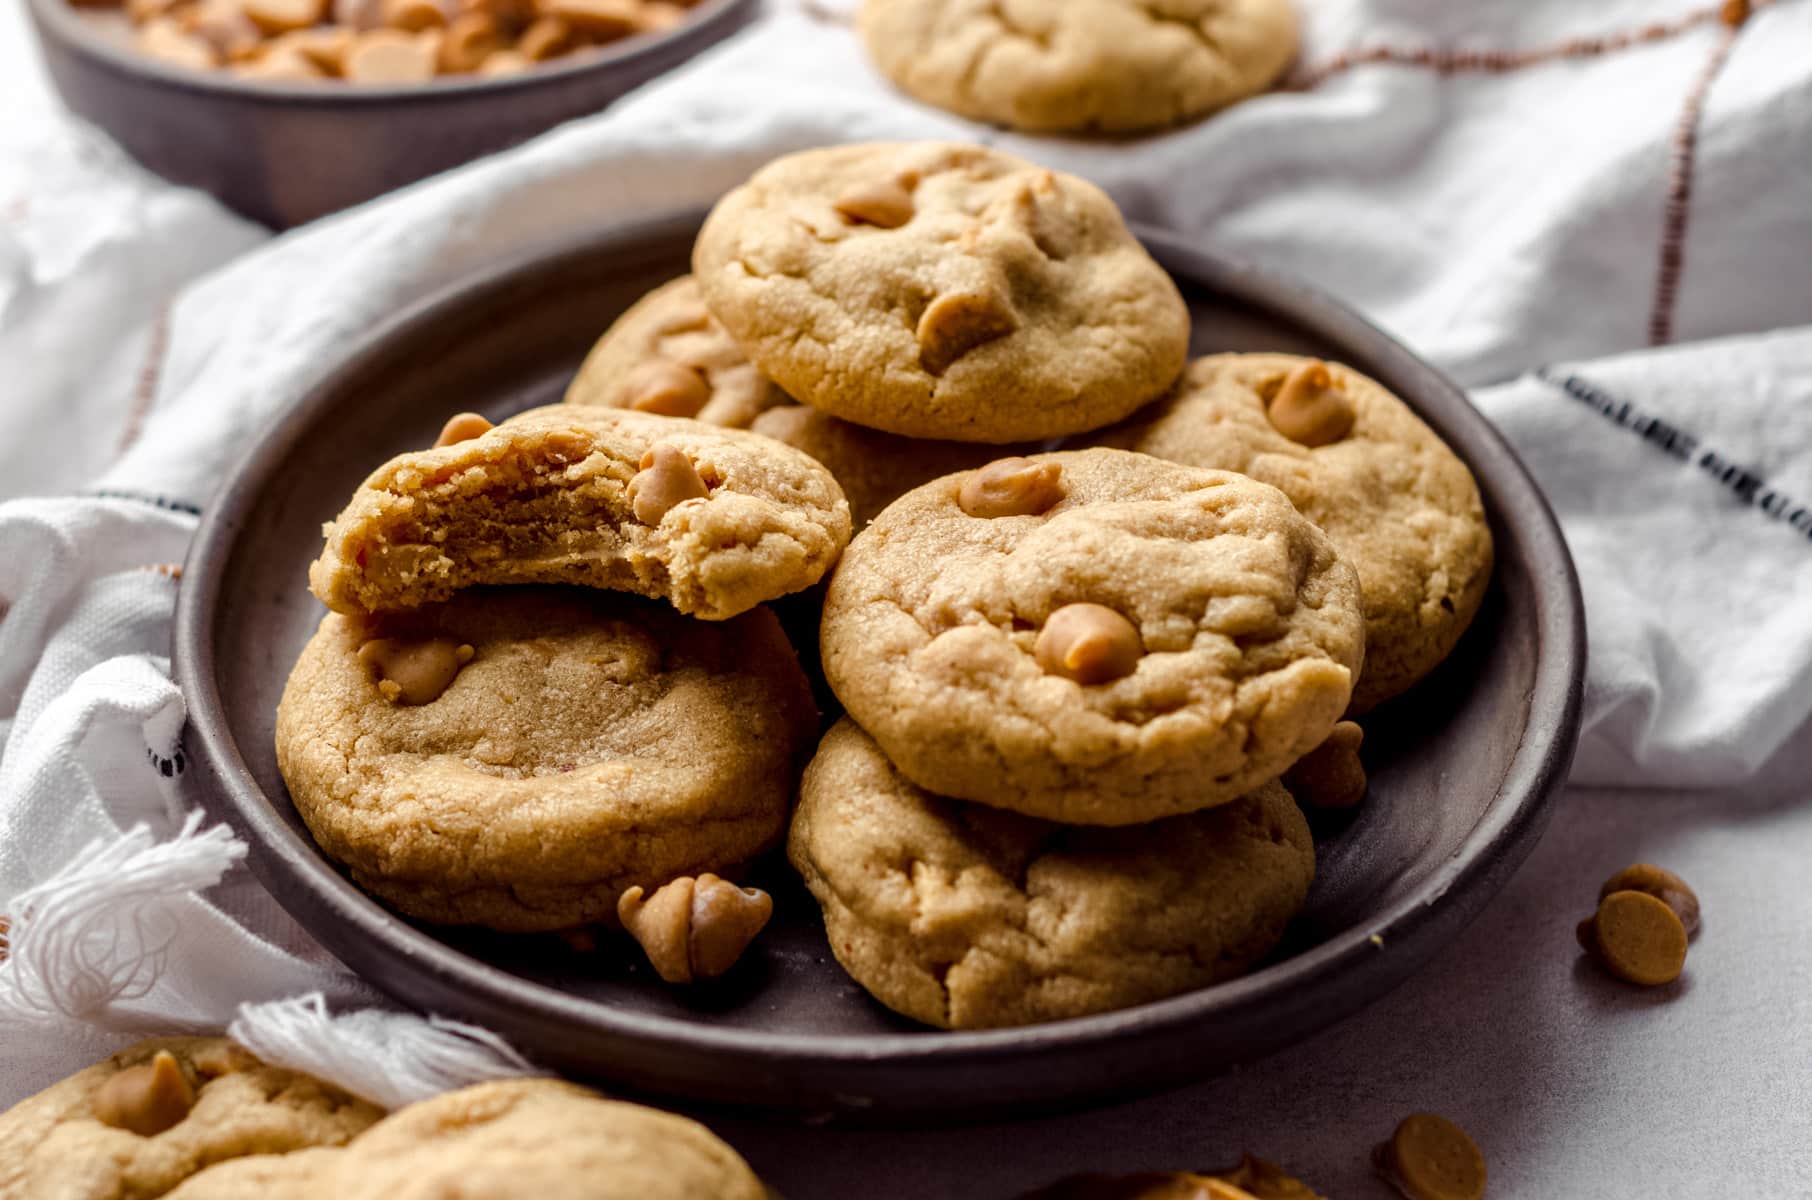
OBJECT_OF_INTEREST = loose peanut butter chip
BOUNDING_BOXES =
[1035,603,1143,685]
[1266,360,1356,448]
[92,1051,196,1138]
[358,637,475,705]
[1014,1173,1258,1200]
[1374,1113,1486,1200]
[1581,889,1688,986]
[917,289,1019,375]
[1282,721,1366,809]
[1722,0,1750,26]
[244,0,325,34]
[433,411,493,447]
[622,360,711,418]
[617,874,773,984]
[834,179,915,229]
[438,11,501,71]
[628,443,709,524]
[0,915,10,963]
[344,29,439,81]
[1598,863,1699,937]
[958,457,1064,518]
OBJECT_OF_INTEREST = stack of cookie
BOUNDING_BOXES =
[278,139,1493,1027]
[0,1037,773,1198]
[276,402,853,978]
[558,140,1493,1028]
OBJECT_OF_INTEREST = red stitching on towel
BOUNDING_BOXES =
[115,305,172,461]
[1648,12,1748,345]
[1286,3,1761,91]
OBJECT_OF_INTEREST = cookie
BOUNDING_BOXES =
[308,404,852,622]
[819,447,1364,825]
[563,275,791,428]
[789,720,1314,1029]
[328,1080,769,1200]
[275,587,817,931]
[859,0,1300,134]
[1092,354,1493,711]
[693,141,1189,443]
[750,404,1035,529]
[0,1037,382,1200]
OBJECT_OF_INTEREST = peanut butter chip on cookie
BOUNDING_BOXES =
[1373,1113,1486,1200]
[917,289,1019,375]
[1598,863,1699,937]
[1282,721,1366,809]
[92,1051,196,1137]
[833,179,916,229]
[628,443,709,524]
[1266,360,1356,448]
[623,360,712,417]
[1578,889,1688,987]
[1034,603,1143,685]
[358,636,475,705]
[617,874,774,984]
[433,411,493,447]
[958,457,1064,518]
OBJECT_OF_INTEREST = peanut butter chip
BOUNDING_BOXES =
[622,360,711,418]
[958,457,1064,518]
[476,48,530,76]
[0,915,10,963]
[1598,863,1699,937]
[1266,360,1356,448]
[1282,721,1365,809]
[1015,1173,1258,1200]
[517,15,576,59]
[1580,889,1688,986]
[382,0,450,30]
[833,179,915,229]
[1034,603,1143,685]
[539,0,637,36]
[433,411,493,447]
[627,443,709,525]
[237,46,326,79]
[1374,1113,1486,1200]
[438,11,501,71]
[617,874,773,984]
[917,289,1019,375]
[1722,0,1750,26]
[243,0,326,34]
[358,637,475,705]
[344,29,439,81]
[92,1051,196,1138]
[138,19,219,68]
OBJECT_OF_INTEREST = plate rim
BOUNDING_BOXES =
[172,207,1586,1103]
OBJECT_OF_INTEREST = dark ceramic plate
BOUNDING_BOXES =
[173,209,1584,1121]
[25,0,755,228]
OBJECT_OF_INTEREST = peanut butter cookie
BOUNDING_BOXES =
[693,142,1189,443]
[0,1037,382,1200]
[328,1080,769,1200]
[859,0,1299,134]
[819,448,1364,825]
[789,720,1315,1029]
[1091,354,1493,711]
[308,405,851,622]
[275,587,817,931]
[563,275,791,428]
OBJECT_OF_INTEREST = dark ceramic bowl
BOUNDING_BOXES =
[24,0,756,228]
[172,209,1585,1121]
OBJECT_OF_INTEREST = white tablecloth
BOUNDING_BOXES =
[4,1,1812,1193]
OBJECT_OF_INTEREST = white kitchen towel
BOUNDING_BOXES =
[3,0,1812,1106]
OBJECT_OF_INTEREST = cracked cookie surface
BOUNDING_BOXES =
[326,1080,770,1200]
[308,404,851,622]
[820,448,1364,825]
[275,587,817,932]
[789,720,1315,1029]
[1090,354,1493,711]
[692,142,1189,443]
[563,275,792,428]
[0,1037,381,1200]
[858,0,1299,134]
